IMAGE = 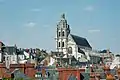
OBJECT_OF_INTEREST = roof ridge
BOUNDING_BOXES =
[70,34,86,40]
[70,34,92,49]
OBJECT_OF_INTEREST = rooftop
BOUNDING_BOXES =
[70,34,92,49]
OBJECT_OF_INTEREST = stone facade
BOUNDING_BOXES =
[55,14,92,61]
[55,14,70,54]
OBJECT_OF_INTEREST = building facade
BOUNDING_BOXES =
[55,14,92,61]
[55,14,70,55]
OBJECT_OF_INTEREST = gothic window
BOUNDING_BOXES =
[62,42,64,47]
[62,31,65,36]
[58,42,60,47]
[81,55,83,58]
[58,32,60,37]
[68,47,72,54]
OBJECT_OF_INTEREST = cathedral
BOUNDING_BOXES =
[55,14,92,61]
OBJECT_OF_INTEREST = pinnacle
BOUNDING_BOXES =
[61,13,65,19]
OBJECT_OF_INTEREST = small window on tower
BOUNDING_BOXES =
[58,42,60,47]
[58,32,60,37]
[62,42,64,47]
[62,31,65,36]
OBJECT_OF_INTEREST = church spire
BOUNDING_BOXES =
[61,13,65,19]
[56,14,70,54]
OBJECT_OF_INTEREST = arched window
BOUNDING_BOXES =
[68,47,72,54]
[62,42,64,47]
[58,32,60,37]
[78,57,81,61]
[62,31,65,36]
[58,42,60,47]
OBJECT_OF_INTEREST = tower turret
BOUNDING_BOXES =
[55,13,70,54]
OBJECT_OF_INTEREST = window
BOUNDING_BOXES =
[81,55,83,58]
[58,32,60,37]
[78,57,80,60]
[62,42,64,47]
[58,42,60,47]
[62,31,65,36]
[63,23,66,28]
[68,47,72,54]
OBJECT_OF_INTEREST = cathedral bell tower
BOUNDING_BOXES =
[55,13,70,54]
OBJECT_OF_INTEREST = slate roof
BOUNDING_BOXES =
[78,47,85,55]
[99,50,112,53]
[76,62,89,66]
[3,46,17,55]
[70,34,92,49]
[16,49,24,55]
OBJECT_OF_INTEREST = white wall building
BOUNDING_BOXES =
[4,46,18,64]
[0,41,5,63]
[55,14,92,61]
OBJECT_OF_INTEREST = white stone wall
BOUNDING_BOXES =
[5,55,11,69]
[18,55,25,60]
[10,55,17,64]
[67,39,78,59]
[56,15,70,54]
[67,36,90,61]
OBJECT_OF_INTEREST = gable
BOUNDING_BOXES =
[68,34,76,45]
[3,46,17,55]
